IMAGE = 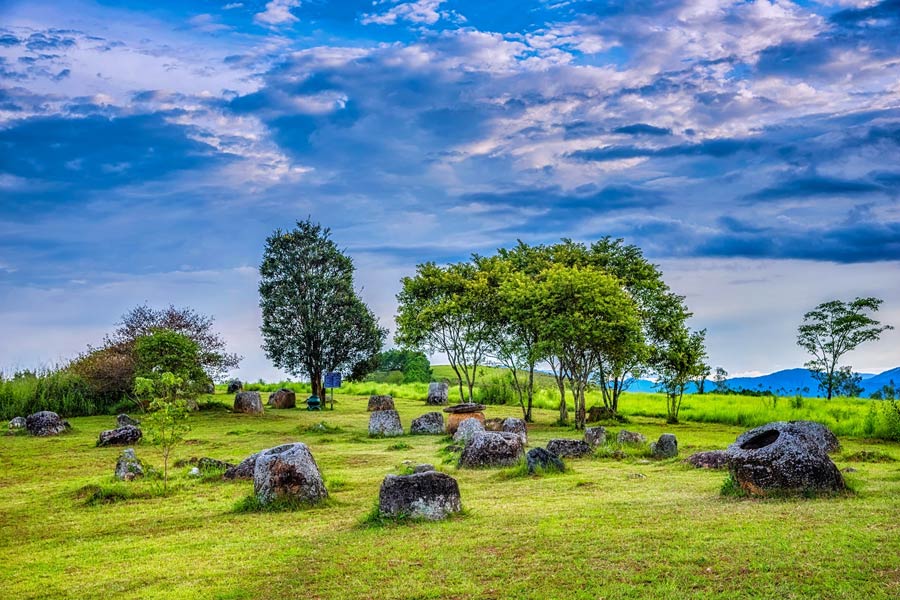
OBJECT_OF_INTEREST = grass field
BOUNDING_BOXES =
[2,388,899,599]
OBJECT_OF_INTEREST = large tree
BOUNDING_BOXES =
[396,261,494,403]
[797,297,893,400]
[108,304,241,381]
[534,264,642,430]
[259,220,387,398]
[548,238,688,417]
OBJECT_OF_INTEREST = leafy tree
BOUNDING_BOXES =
[137,373,191,493]
[371,350,432,383]
[109,304,240,381]
[133,330,209,395]
[833,366,863,398]
[259,219,387,399]
[546,238,688,416]
[533,264,642,430]
[797,297,893,400]
[655,327,708,424]
[396,261,493,402]
[713,366,729,393]
[68,343,136,402]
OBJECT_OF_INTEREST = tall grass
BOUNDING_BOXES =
[0,369,100,420]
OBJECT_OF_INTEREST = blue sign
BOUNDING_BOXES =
[324,372,342,389]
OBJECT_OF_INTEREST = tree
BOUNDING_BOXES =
[396,261,493,402]
[533,264,642,430]
[713,367,729,393]
[370,350,432,383]
[137,373,190,493]
[109,304,240,381]
[259,220,387,399]
[797,297,893,400]
[546,238,688,416]
[655,327,708,424]
[133,330,208,394]
[833,366,863,398]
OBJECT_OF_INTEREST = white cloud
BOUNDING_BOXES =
[254,0,300,27]
[361,0,448,26]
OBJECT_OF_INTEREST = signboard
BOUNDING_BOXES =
[324,372,342,389]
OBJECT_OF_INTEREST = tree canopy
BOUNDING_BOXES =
[259,219,387,398]
[797,297,893,399]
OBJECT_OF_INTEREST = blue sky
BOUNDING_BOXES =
[1,0,898,380]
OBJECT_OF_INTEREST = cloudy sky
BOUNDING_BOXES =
[1,0,898,381]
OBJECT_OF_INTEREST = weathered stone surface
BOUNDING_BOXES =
[413,463,435,473]
[369,409,404,437]
[725,423,845,496]
[425,381,449,405]
[584,426,607,448]
[546,438,593,458]
[453,417,485,443]
[8,416,26,429]
[501,418,528,445]
[116,414,140,428]
[617,430,647,445]
[268,388,296,409]
[205,382,216,394]
[650,433,678,459]
[735,421,840,455]
[459,431,525,468]
[483,418,504,431]
[443,403,486,414]
[446,411,485,434]
[224,449,267,480]
[685,450,728,469]
[234,391,263,415]
[226,379,243,394]
[97,425,142,447]
[526,447,564,474]
[367,395,395,412]
[410,412,444,435]
[25,411,68,436]
[253,442,328,506]
[379,471,461,520]
[114,448,144,481]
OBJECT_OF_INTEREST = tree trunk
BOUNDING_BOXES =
[525,367,534,422]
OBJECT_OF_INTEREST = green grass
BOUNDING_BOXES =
[1,389,899,599]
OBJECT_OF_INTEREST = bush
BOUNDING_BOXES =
[476,374,517,405]
[0,368,98,420]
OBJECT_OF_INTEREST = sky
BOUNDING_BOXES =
[0,0,898,381]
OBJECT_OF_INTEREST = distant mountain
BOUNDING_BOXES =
[622,367,899,398]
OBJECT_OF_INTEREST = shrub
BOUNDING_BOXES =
[0,368,96,420]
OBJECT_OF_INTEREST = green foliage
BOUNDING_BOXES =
[475,372,518,405]
[797,297,893,400]
[232,493,331,513]
[370,350,432,383]
[259,219,387,398]
[109,303,240,381]
[385,441,411,451]
[0,368,96,420]
[532,263,642,429]
[134,330,208,396]
[654,327,709,424]
[396,261,494,403]
[719,473,747,498]
[142,392,191,492]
